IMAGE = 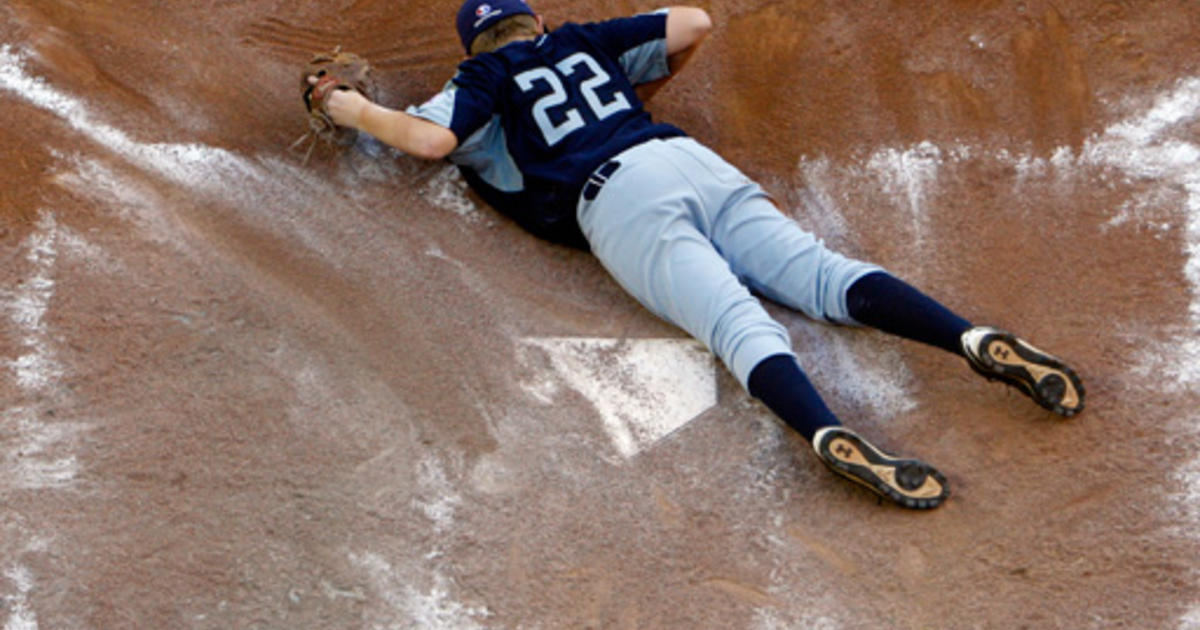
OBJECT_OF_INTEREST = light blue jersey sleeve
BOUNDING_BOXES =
[405,83,456,129]
[616,9,672,85]
[407,82,524,193]
[582,10,672,86]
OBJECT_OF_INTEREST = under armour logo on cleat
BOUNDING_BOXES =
[834,442,854,459]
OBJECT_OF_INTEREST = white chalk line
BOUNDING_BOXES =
[5,212,61,391]
[1,212,101,630]
[346,456,490,629]
[0,46,362,269]
[2,212,91,493]
[1078,81,1200,630]
[0,44,478,273]
[2,565,37,630]
[0,214,63,630]
[349,550,491,630]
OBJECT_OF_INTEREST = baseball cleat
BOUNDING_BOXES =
[812,426,949,510]
[961,326,1085,417]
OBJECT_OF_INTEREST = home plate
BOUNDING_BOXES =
[521,337,718,458]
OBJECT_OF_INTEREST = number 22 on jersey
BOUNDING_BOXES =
[513,52,632,146]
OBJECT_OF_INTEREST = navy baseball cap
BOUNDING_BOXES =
[456,0,536,54]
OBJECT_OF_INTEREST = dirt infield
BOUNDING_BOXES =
[2,1,1199,628]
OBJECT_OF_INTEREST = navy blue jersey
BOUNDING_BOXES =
[409,12,685,246]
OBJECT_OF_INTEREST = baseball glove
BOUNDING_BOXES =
[293,47,375,162]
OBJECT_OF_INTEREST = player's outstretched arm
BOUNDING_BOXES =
[665,6,712,58]
[314,80,458,160]
[353,98,458,159]
[638,7,712,102]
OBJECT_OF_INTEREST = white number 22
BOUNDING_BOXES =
[513,52,632,146]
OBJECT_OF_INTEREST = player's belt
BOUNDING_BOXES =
[581,160,621,201]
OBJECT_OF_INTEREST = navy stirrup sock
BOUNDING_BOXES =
[845,271,973,356]
[748,354,840,443]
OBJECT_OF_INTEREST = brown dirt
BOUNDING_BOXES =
[2,1,1198,628]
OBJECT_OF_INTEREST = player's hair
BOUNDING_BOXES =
[469,14,540,56]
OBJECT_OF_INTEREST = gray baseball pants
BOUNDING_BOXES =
[577,137,881,388]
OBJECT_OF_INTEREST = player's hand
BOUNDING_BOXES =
[306,75,369,129]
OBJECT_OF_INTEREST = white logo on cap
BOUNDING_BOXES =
[473,3,503,27]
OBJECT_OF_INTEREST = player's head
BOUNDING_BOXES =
[456,0,540,56]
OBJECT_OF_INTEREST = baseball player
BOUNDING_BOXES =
[308,0,1084,509]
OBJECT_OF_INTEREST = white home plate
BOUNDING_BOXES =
[521,338,718,458]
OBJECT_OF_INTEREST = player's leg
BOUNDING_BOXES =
[577,146,801,400]
[582,177,839,445]
[666,139,1084,417]
[649,139,884,325]
[751,355,947,509]
[696,183,972,346]
[843,271,972,355]
[578,140,948,508]
[719,209,1085,415]
[845,274,1085,415]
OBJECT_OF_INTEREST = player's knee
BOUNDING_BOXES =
[820,257,884,324]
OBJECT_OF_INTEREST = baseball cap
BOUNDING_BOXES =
[456,0,536,54]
